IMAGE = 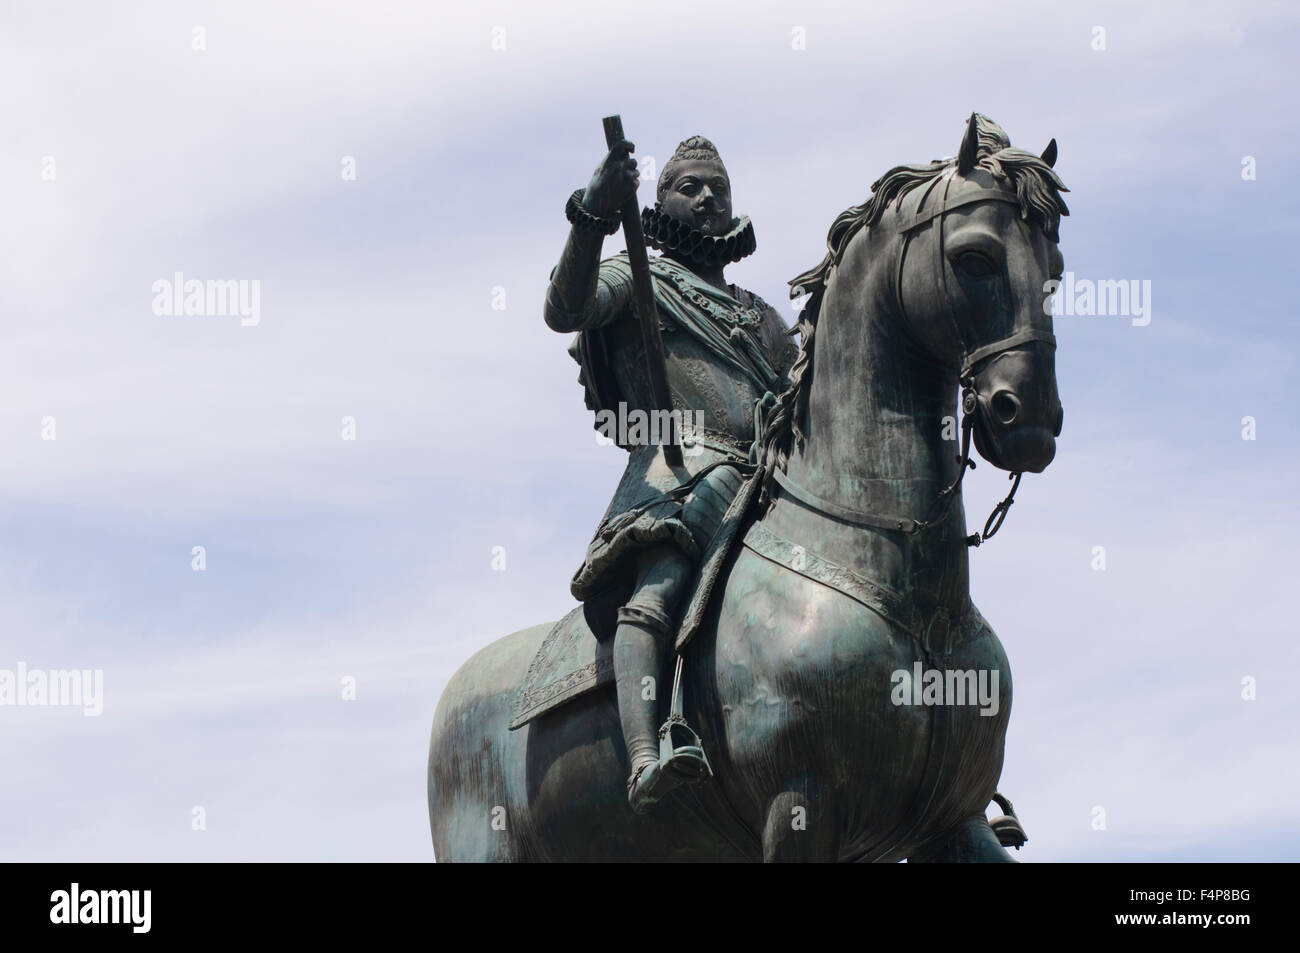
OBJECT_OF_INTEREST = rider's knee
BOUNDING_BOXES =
[618,545,693,637]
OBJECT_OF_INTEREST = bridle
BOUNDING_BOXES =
[772,171,1056,547]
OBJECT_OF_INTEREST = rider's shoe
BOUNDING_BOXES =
[627,745,711,815]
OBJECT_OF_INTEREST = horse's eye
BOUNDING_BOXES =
[954,251,997,278]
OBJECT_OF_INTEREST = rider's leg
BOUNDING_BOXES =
[613,543,696,813]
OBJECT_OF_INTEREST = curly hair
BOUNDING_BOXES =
[657,135,726,204]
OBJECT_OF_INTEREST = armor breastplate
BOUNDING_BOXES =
[599,316,769,441]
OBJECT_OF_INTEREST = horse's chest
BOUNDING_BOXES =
[710,548,1010,832]
[712,551,930,775]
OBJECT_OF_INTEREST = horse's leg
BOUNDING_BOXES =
[760,776,838,862]
[907,814,1016,863]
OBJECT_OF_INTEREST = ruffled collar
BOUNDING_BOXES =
[640,204,757,267]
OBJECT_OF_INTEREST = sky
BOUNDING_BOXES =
[1,0,1297,861]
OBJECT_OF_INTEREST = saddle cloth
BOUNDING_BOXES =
[507,606,613,730]
[508,463,765,731]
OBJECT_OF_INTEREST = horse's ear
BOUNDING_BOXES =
[957,112,980,175]
[1041,138,1058,168]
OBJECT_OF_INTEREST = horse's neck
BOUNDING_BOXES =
[762,267,970,615]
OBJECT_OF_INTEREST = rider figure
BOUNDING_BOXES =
[544,135,796,813]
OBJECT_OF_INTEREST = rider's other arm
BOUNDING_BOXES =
[758,302,800,382]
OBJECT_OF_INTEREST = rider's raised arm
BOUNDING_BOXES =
[543,140,640,333]
[544,231,631,333]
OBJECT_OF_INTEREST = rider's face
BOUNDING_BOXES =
[661,159,733,236]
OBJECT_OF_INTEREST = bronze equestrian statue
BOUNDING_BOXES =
[428,113,1068,861]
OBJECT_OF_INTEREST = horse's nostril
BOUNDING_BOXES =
[1053,405,1064,437]
[991,391,1019,425]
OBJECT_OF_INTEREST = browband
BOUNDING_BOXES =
[900,188,1022,233]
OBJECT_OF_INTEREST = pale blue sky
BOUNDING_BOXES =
[1,0,1296,861]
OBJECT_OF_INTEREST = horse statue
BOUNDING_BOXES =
[428,114,1068,861]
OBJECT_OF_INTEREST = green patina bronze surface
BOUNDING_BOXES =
[428,114,1066,861]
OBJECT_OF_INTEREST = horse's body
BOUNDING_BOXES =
[429,115,1068,861]
[429,555,1011,862]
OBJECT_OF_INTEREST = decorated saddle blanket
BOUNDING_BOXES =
[507,606,612,730]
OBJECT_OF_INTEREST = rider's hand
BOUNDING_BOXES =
[582,140,638,217]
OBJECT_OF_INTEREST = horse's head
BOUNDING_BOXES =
[890,114,1068,474]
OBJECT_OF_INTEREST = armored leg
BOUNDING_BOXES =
[613,543,708,814]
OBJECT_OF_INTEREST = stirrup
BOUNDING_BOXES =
[626,717,713,815]
[658,714,713,781]
[989,792,1028,849]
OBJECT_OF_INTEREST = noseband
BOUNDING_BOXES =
[772,172,1055,546]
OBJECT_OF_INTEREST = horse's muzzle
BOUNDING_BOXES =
[969,345,1062,474]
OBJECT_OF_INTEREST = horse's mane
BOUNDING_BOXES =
[759,114,1071,485]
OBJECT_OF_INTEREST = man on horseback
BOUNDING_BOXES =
[544,135,796,813]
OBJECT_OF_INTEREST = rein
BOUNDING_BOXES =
[772,407,1015,547]
[775,175,1054,548]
